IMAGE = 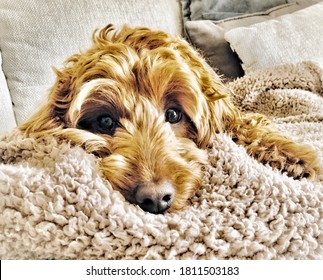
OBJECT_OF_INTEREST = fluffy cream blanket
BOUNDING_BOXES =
[1,61,322,259]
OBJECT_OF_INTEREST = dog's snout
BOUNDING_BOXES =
[135,182,174,214]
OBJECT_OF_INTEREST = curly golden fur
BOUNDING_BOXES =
[20,24,320,213]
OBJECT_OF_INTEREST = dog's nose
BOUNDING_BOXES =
[135,182,174,214]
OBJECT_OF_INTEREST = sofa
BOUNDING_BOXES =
[1,0,323,259]
[0,0,321,134]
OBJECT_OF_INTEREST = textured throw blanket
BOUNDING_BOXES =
[0,61,322,259]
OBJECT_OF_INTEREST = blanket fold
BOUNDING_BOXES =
[1,61,322,259]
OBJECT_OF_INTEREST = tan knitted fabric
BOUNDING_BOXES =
[1,61,322,259]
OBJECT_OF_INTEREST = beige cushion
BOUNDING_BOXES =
[0,0,182,125]
[0,52,17,133]
[224,2,323,73]
[185,2,315,79]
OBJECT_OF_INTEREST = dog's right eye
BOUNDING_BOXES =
[165,108,182,124]
[98,115,117,135]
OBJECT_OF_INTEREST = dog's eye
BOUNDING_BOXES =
[165,108,182,124]
[98,115,117,135]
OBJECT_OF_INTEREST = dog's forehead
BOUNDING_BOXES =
[67,42,206,125]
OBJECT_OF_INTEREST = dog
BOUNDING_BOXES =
[20,24,320,214]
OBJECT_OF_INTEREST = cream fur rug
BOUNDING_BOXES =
[1,61,323,259]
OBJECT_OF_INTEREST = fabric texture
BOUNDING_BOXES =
[0,0,182,126]
[224,2,323,73]
[185,1,314,79]
[0,52,16,133]
[181,0,287,21]
[201,0,287,20]
[1,61,322,259]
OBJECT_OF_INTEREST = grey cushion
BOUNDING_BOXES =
[182,0,287,21]
[202,0,287,20]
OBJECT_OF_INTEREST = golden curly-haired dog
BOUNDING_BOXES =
[21,24,319,214]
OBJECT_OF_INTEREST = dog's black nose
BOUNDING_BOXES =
[135,182,174,214]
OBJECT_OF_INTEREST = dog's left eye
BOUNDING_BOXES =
[98,115,117,135]
[165,108,182,124]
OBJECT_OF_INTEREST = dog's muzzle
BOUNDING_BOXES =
[134,181,175,214]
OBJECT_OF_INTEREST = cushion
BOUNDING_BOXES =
[224,2,323,73]
[185,2,314,79]
[0,0,182,125]
[0,51,17,133]
[201,0,287,20]
[182,0,287,21]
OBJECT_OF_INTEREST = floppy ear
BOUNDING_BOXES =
[20,24,117,137]
[19,66,73,136]
[166,37,238,148]
[194,63,239,148]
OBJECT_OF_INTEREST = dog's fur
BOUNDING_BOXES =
[20,24,320,213]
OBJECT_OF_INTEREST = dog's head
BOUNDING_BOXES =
[21,25,236,213]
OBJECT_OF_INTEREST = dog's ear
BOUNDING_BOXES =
[194,63,238,148]
[20,25,117,137]
[19,66,73,136]
[166,38,238,148]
